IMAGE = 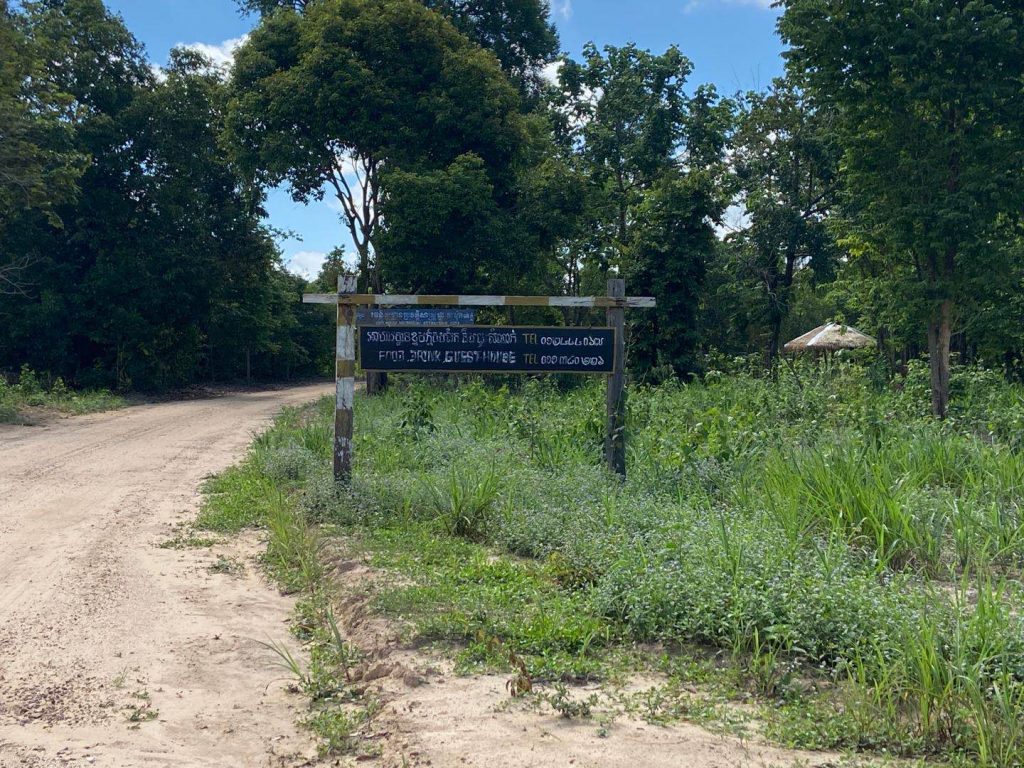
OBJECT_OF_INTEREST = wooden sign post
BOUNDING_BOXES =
[335,276,357,481]
[304,283,654,483]
[605,279,627,476]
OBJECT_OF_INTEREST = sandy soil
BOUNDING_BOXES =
[329,565,842,768]
[0,385,332,768]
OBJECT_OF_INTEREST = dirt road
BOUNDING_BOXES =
[0,385,332,768]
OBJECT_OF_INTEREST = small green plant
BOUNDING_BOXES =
[305,708,361,755]
[17,364,43,400]
[208,555,241,575]
[741,628,795,700]
[399,388,436,438]
[543,682,599,719]
[263,492,324,593]
[112,667,129,688]
[124,690,158,726]
[423,463,499,541]
[305,697,382,757]
[158,534,218,550]
[261,637,310,693]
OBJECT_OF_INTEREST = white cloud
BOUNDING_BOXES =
[550,0,573,21]
[541,60,563,86]
[287,250,328,280]
[178,34,249,71]
[715,202,751,239]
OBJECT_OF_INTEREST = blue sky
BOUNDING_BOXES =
[104,0,784,279]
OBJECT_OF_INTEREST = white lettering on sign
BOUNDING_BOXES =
[360,325,613,373]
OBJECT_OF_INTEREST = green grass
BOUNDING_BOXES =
[363,526,618,680]
[199,360,1024,766]
[196,401,378,757]
[0,366,125,423]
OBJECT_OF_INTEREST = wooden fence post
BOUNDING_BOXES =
[335,275,357,483]
[605,278,626,478]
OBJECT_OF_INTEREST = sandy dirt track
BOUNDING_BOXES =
[0,385,332,768]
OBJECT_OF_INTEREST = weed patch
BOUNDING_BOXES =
[202,363,1024,766]
[0,366,124,423]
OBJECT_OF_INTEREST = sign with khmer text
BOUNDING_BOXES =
[355,307,476,326]
[359,325,615,374]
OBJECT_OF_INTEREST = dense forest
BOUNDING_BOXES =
[1,0,1022,413]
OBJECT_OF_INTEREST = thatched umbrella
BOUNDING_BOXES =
[783,322,876,354]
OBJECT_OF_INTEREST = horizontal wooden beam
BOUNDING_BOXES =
[302,293,656,308]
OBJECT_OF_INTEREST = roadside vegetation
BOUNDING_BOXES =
[0,366,124,423]
[199,360,1024,766]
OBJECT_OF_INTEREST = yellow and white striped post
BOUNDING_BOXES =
[335,275,357,482]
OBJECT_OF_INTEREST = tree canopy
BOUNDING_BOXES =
[0,0,1021,412]
[228,0,553,301]
[235,0,557,89]
[0,0,324,389]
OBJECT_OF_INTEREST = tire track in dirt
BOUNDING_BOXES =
[0,384,332,768]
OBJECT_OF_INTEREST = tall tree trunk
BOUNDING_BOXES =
[356,237,388,396]
[767,316,783,373]
[763,265,785,371]
[927,298,952,418]
[331,152,385,396]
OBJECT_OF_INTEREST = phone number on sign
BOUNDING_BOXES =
[540,355,606,367]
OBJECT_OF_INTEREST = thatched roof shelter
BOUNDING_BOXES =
[783,322,876,353]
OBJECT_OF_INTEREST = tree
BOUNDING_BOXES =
[0,1,313,390]
[235,0,558,90]
[728,77,840,367]
[780,0,1024,417]
[550,44,732,377]
[0,0,153,384]
[554,44,693,274]
[0,0,84,293]
[421,0,557,91]
[311,246,351,292]
[378,153,533,293]
[627,170,719,378]
[236,0,308,11]
[228,0,528,296]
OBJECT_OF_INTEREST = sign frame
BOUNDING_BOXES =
[303,280,655,482]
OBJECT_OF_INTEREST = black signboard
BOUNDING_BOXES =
[356,307,476,326]
[360,325,615,374]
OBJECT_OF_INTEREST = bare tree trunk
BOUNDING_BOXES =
[763,269,782,371]
[766,315,783,372]
[360,237,386,396]
[328,151,386,396]
[367,371,388,394]
[768,241,798,372]
[927,298,952,418]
